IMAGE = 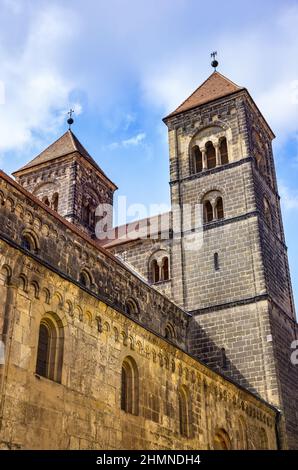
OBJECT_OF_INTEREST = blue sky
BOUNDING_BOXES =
[0,0,297,307]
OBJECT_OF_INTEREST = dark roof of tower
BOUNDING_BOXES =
[13,130,117,189]
[164,71,244,119]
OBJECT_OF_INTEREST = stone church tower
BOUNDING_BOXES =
[163,71,298,448]
[13,129,117,237]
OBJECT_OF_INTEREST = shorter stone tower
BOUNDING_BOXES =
[13,130,117,237]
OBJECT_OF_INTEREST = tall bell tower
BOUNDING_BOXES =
[164,65,298,448]
[13,128,117,238]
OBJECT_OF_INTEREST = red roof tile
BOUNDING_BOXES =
[165,71,243,118]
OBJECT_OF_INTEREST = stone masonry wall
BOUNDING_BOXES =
[0,240,277,450]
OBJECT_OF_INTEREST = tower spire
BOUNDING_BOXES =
[211,51,219,71]
[67,109,74,129]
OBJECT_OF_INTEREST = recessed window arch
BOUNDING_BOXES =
[51,192,59,212]
[79,270,92,288]
[259,428,268,450]
[192,145,203,174]
[121,356,139,415]
[125,298,139,316]
[164,323,176,340]
[219,137,229,164]
[35,314,64,383]
[178,386,191,437]
[21,231,39,253]
[161,257,169,281]
[82,201,95,229]
[236,418,248,449]
[213,428,232,450]
[151,259,160,283]
[42,196,50,207]
[149,251,170,284]
[215,197,224,219]
[202,191,224,224]
[206,141,216,169]
[204,200,213,223]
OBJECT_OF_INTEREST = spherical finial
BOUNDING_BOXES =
[211,51,219,71]
[67,109,74,129]
[67,117,74,127]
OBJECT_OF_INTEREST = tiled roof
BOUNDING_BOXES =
[13,130,117,189]
[165,71,243,118]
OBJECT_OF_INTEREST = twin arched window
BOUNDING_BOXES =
[121,356,139,415]
[42,193,59,211]
[150,255,170,283]
[203,196,224,223]
[35,315,64,383]
[82,202,95,229]
[191,137,229,174]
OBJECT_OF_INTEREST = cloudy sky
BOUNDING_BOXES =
[0,0,297,305]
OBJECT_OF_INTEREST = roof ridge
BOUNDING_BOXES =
[68,129,78,152]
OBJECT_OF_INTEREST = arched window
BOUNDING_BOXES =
[165,323,176,340]
[126,298,139,316]
[215,197,224,219]
[213,429,231,450]
[151,259,160,283]
[206,141,216,169]
[204,201,213,223]
[219,137,229,165]
[21,235,32,251]
[51,193,59,212]
[161,257,169,281]
[214,252,219,271]
[192,146,202,174]
[21,232,38,253]
[36,315,64,383]
[259,428,268,450]
[82,202,94,228]
[178,387,191,437]
[42,196,50,206]
[264,198,272,228]
[236,418,248,449]
[79,271,91,288]
[121,356,139,415]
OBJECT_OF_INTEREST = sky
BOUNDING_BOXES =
[0,0,297,306]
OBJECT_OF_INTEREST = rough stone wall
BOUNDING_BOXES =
[0,172,188,348]
[0,241,277,450]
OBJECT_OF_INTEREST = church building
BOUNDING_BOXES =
[0,66,297,449]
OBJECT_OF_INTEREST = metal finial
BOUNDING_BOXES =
[211,51,219,71]
[67,109,74,129]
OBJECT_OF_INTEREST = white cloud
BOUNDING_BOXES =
[279,183,298,211]
[141,5,298,145]
[123,133,146,147]
[107,132,146,150]
[0,3,80,158]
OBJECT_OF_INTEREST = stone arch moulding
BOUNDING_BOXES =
[32,181,59,196]
[188,124,232,153]
[21,228,40,252]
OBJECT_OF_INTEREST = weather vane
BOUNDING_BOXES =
[67,109,74,129]
[211,51,219,71]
